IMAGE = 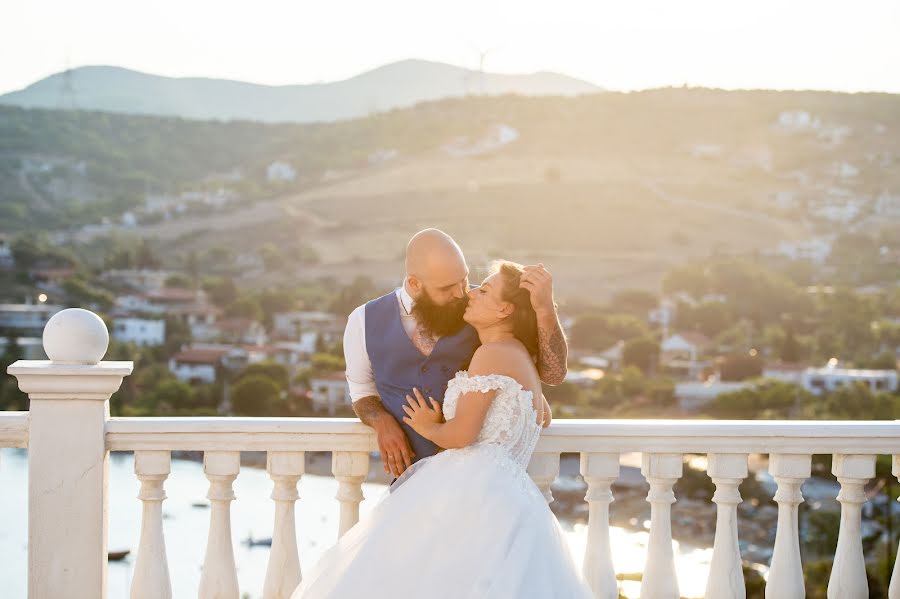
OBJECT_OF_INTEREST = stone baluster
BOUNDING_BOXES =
[580,453,620,599]
[765,454,811,599]
[263,451,305,599]
[704,453,748,599]
[332,451,368,537]
[131,451,172,599]
[640,453,683,599]
[889,456,900,599]
[198,451,240,599]
[7,308,132,599]
[528,452,561,503]
[827,454,875,599]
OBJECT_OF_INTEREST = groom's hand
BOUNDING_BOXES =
[373,413,414,477]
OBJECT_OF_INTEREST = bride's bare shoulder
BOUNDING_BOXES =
[469,341,534,377]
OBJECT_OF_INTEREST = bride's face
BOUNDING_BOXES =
[463,273,513,327]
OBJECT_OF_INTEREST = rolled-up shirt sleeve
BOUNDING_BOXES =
[344,304,379,403]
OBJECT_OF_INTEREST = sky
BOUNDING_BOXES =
[2,0,900,95]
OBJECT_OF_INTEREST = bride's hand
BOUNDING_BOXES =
[402,388,443,439]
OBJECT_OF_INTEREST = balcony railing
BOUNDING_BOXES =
[3,308,900,599]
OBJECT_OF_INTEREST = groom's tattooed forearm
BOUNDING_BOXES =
[536,323,568,386]
[352,396,391,427]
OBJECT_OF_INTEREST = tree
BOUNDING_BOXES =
[237,361,289,390]
[623,337,660,373]
[231,375,281,416]
[225,297,263,321]
[258,289,296,329]
[608,289,659,316]
[147,379,196,413]
[719,352,763,381]
[0,337,27,410]
[135,239,161,269]
[675,301,733,338]
[165,273,193,289]
[259,243,285,272]
[780,325,803,363]
[571,313,650,352]
[329,276,378,316]
[662,263,708,299]
[204,276,238,306]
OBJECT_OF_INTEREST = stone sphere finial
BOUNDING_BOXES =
[42,308,110,365]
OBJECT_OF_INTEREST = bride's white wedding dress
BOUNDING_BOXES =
[290,371,593,599]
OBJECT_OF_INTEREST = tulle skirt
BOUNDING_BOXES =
[290,443,593,599]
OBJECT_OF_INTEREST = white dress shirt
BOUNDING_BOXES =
[344,280,422,403]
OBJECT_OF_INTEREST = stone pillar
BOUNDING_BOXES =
[7,308,132,599]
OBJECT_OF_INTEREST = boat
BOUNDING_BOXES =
[108,549,130,561]
[243,534,273,547]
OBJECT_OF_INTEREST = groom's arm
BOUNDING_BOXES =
[345,305,415,476]
[521,264,568,385]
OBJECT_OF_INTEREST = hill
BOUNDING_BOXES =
[1,88,898,299]
[0,59,600,123]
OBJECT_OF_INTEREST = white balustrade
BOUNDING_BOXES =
[580,452,620,599]
[890,455,900,599]
[263,451,305,599]
[332,451,369,537]
[7,308,130,599]
[766,453,811,599]
[198,451,241,599]
[827,454,875,599]
[131,450,172,599]
[704,453,748,599]
[6,307,900,599]
[528,452,561,503]
[640,452,683,599]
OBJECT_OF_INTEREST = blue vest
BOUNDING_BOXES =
[365,290,480,462]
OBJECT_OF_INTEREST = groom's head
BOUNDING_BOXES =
[405,229,469,337]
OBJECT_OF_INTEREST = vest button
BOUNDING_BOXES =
[424,387,432,395]
[420,365,429,373]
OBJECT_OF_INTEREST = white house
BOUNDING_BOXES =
[762,362,810,385]
[112,317,166,347]
[648,299,676,337]
[776,110,823,130]
[310,372,352,415]
[273,311,343,339]
[675,380,752,412]
[121,211,138,227]
[593,340,625,371]
[0,233,14,268]
[168,347,230,384]
[875,192,900,218]
[0,303,65,336]
[661,332,712,378]
[775,238,833,264]
[801,366,898,395]
[0,336,45,360]
[101,269,172,292]
[267,161,296,182]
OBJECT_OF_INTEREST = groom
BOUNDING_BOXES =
[343,228,568,478]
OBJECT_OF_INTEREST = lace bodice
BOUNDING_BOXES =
[442,371,542,468]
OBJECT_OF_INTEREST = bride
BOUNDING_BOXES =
[291,261,593,598]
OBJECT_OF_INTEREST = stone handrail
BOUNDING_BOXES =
[3,307,900,599]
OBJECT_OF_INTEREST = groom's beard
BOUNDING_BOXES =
[411,289,468,338]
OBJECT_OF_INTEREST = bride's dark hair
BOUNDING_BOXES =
[491,260,539,358]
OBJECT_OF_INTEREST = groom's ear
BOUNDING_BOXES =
[407,275,422,295]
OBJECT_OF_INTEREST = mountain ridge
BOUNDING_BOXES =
[0,59,601,123]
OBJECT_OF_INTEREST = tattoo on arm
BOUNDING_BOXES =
[352,396,391,428]
[536,321,568,386]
